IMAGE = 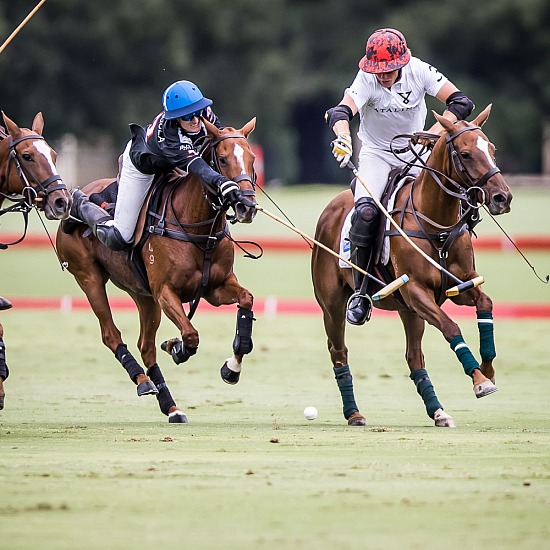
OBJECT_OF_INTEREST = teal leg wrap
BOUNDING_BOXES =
[450,335,480,377]
[333,364,359,419]
[410,369,442,419]
[477,312,496,362]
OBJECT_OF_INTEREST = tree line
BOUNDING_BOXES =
[1,0,548,183]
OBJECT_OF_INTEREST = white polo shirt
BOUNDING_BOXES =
[346,56,448,152]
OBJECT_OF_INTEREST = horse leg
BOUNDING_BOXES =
[475,291,496,383]
[0,324,9,410]
[399,310,455,427]
[75,273,157,396]
[133,294,187,423]
[205,276,255,385]
[156,286,200,364]
[315,286,365,427]
[406,283,497,398]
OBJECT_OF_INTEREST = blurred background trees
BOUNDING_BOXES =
[1,0,548,184]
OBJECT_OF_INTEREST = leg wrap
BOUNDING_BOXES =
[450,335,480,377]
[0,337,9,380]
[115,343,145,383]
[333,364,359,419]
[147,364,176,416]
[410,369,442,419]
[233,307,255,355]
[477,312,496,362]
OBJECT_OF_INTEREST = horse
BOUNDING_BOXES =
[0,112,72,409]
[55,118,258,423]
[311,105,513,428]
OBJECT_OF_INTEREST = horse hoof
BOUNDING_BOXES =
[137,380,159,396]
[161,339,197,365]
[347,411,367,426]
[434,408,456,428]
[220,362,240,385]
[168,410,188,423]
[474,380,498,398]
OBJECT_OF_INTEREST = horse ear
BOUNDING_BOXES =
[432,110,455,134]
[1,111,22,139]
[240,117,256,138]
[32,112,44,135]
[471,104,492,127]
[202,117,222,138]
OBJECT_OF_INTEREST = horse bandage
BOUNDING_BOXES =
[233,307,255,355]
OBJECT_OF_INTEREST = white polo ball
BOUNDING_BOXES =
[303,406,318,420]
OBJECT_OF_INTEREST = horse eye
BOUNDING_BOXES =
[460,152,471,160]
[218,157,227,167]
[22,153,33,161]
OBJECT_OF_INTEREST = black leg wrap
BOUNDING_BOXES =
[233,307,255,355]
[147,364,176,416]
[115,343,145,383]
[0,338,9,381]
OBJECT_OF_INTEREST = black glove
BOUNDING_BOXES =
[219,180,255,208]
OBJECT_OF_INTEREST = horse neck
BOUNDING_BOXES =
[169,173,223,232]
[413,141,460,227]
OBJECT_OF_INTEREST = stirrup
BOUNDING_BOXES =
[346,291,373,325]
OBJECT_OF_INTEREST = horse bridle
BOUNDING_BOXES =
[205,133,257,203]
[446,125,501,190]
[3,134,66,205]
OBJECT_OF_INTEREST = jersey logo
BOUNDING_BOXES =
[397,91,412,104]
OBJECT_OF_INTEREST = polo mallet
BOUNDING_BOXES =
[346,161,483,296]
[0,0,48,55]
[255,204,409,300]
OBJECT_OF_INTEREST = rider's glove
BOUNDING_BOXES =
[331,133,353,168]
[220,180,255,208]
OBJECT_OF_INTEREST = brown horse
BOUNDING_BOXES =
[55,118,258,422]
[312,105,513,428]
[0,112,72,409]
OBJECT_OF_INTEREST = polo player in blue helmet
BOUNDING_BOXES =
[64,80,250,249]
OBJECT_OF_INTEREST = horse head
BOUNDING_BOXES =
[1,112,72,220]
[433,105,512,215]
[203,117,257,223]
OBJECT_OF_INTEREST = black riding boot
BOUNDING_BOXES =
[0,297,12,311]
[346,197,380,326]
[63,189,131,251]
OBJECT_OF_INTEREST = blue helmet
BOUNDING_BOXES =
[162,80,213,120]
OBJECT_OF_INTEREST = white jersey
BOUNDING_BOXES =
[346,56,448,151]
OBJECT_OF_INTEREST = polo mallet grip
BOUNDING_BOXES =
[445,276,485,297]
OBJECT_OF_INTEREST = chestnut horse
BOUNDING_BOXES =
[56,118,257,423]
[312,106,513,428]
[0,112,72,409]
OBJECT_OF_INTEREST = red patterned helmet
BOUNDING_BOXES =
[359,28,411,73]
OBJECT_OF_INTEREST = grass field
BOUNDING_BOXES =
[1,310,550,549]
[1,185,549,549]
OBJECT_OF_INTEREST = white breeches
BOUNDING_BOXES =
[354,147,426,204]
[112,141,155,242]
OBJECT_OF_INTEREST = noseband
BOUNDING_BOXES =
[5,134,66,201]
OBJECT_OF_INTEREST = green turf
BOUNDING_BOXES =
[1,311,549,549]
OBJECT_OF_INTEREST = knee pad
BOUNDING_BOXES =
[233,307,255,356]
[349,198,380,246]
